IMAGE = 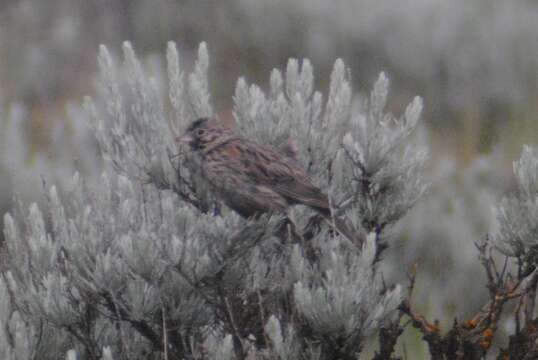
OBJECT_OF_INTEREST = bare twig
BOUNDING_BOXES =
[162,303,169,360]
[523,270,538,324]
[218,285,245,360]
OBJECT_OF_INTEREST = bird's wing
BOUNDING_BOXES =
[236,140,330,210]
[269,170,330,210]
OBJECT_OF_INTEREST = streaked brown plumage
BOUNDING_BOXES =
[178,118,361,243]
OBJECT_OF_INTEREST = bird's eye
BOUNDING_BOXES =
[196,129,205,136]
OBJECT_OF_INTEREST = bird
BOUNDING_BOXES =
[177,117,363,245]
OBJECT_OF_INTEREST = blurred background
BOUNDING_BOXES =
[1,0,537,356]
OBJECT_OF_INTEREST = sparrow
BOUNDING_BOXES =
[178,118,362,244]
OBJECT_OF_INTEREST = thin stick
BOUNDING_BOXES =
[162,302,169,360]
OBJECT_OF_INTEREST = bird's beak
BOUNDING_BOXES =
[177,133,194,145]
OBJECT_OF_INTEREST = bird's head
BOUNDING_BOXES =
[177,118,235,153]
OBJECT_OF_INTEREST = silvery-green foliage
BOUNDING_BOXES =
[86,41,213,211]
[212,315,318,360]
[342,73,427,231]
[0,278,32,360]
[234,58,349,183]
[2,43,424,358]
[293,233,402,354]
[234,59,426,232]
[495,146,538,259]
[3,175,154,358]
[66,347,114,360]
[0,272,71,358]
[2,166,277,358]
[261,316,300,360]
[65,350,77,360]
[202,333,235,360]
[100,348,113,360]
